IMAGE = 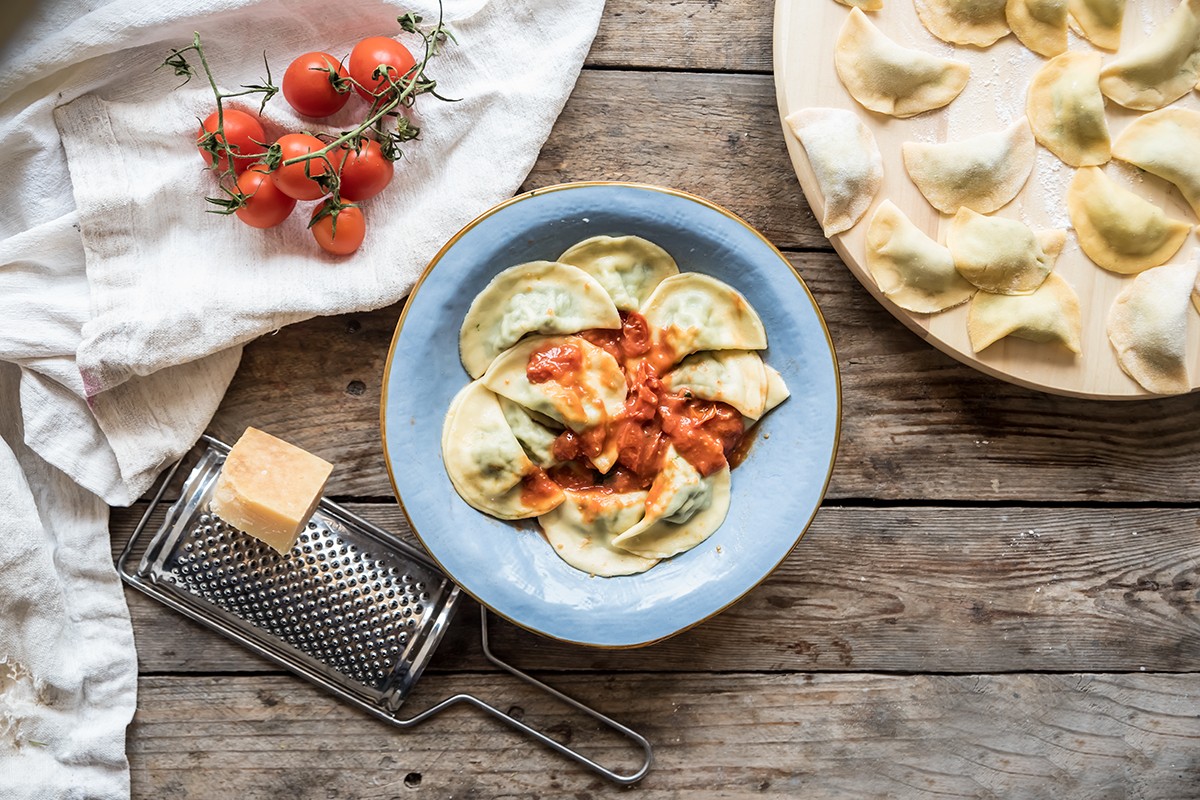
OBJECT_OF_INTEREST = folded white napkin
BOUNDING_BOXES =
[0,0,602,795]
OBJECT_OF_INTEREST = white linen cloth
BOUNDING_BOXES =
[0,0,602,795]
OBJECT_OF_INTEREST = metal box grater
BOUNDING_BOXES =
[118,435,651,784]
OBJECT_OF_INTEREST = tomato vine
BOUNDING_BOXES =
[161,4,456,254]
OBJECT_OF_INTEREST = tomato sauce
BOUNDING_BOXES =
[528,310,747,494]
[526,342,583,384]
[519,467,562,507]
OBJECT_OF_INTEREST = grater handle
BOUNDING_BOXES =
[392,607,653,786]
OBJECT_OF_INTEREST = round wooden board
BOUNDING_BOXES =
[773,0,1200,400]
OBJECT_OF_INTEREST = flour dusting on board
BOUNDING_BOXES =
[1021,150,1073,230]
[947,42,1039,140]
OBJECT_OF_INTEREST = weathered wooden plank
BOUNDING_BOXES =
[128,671,1200,799]
[521,71,826,249]
[203,250,1200,503]
[588,0,772,72]
[112,504,1200,674]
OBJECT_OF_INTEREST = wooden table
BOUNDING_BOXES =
[110,3,1200,796]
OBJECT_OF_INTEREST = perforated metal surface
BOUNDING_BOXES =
[132,438,458,711]
[167,513,437,689]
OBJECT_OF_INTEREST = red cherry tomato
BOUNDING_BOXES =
[310,203,365,255]
[347,37,416,101]
[197,109,265,174]
[282,51,351,118]
[271,133,332,201]
[337,139,394,201]
[234,165,296,229]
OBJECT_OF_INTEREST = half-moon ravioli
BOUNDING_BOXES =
[459,261,621,379]
[1006,0,1068,56]
[834,8,971,119]
[865,200,976,314]
[538,490,658,577]
[1067,0,1125,50]
[1112,107,1200,219]
[785,107,884,236]
[967,272,1082,353]
[902,118,1035,215]
[948,208,1066,295]
[611,448,732,560]
[480,335,626,432]
[441,381,563,519]
[557,235,679,311]
[1067,167,1192,274]
[1107,259,1199,395]
[1027,51,1111,167]
[835,0,884,8]
[916,0,1011,47]
[1098,0,1200,111]
[640,273,767,366]
[662,350,771,420]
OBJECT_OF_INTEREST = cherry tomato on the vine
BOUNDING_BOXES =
[310,202,365,255]
[337,139,394,201]
[347,37,416,101]
[234,165,297,229]
[197,109,266,174]
[283,52,351,118]
[271,133,332,201]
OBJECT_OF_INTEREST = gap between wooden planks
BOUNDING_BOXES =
[128,671,1200,799]
[111,503,1200,675]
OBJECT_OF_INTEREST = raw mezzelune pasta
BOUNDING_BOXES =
[1098,0,1200,111]
[834,0,884,9]
[1027,51,1111,167]
[967,272,1083,353]
[865,200,976,314]
[444,235,789,576]
[1006,0,1069,57]
[1112,107,1200,218]
[785,107,884,236]
[1067,167,1192,274]
[916,0,1011,47]
[834,8,971,119]
[1067,0,1126,50]
[901,118,1036,215]
[947,208,1066,295]
[1107,259,1200,394]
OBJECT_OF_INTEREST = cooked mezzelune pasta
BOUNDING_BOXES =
[442,236,789,577]
[459,261,621,379]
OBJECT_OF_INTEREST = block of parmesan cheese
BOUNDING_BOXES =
[210,428,334,554]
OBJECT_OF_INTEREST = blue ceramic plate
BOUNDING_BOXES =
[381,183,840,648]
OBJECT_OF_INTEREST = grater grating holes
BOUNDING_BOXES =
[163,513,422,688]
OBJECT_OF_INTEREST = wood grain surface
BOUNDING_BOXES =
[775,0,1200,399]
[117,2,1200,797]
